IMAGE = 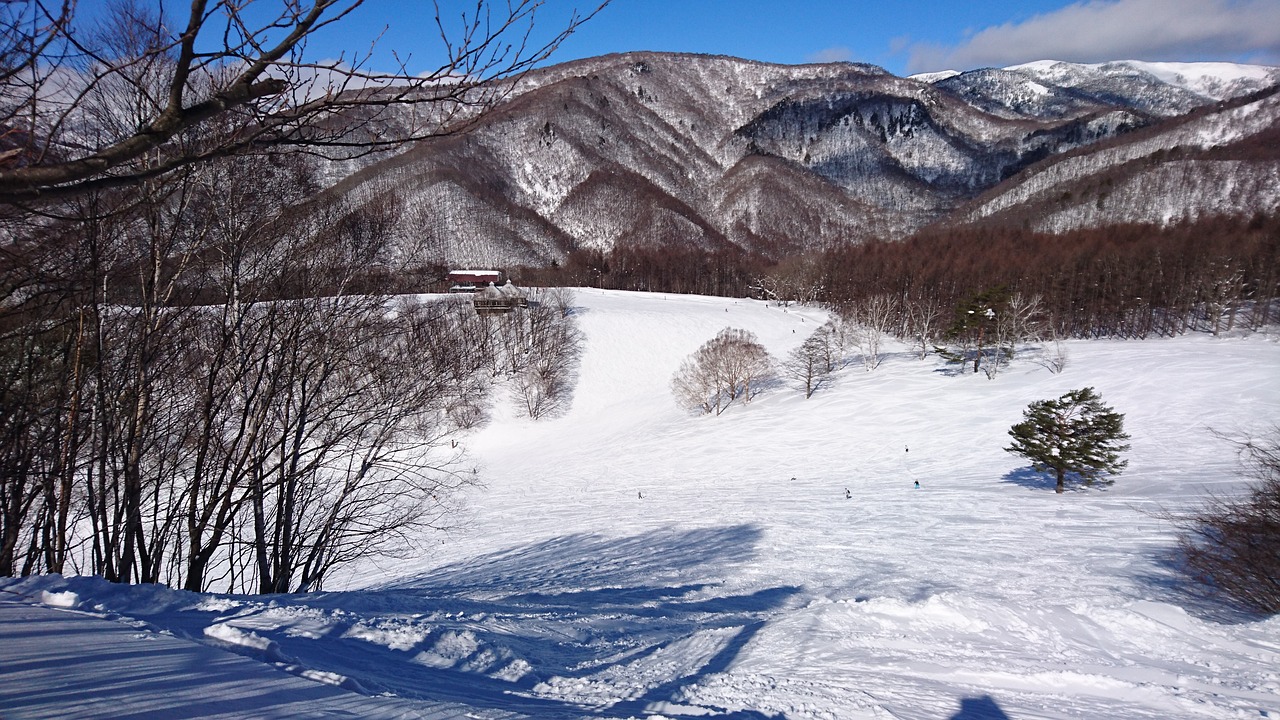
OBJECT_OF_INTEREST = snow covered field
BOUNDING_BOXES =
[3,289,1280,719]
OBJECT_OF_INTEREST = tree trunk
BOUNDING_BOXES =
[1056,467,1065,494]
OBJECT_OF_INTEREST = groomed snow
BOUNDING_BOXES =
[3,289,1280,719]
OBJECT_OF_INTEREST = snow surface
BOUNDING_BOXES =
[4,289,1280,719]
[1118,61,1280,99]
[909,70,962,83]
[1004,60,1280,101]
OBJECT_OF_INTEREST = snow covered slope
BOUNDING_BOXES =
[959,87,1280,231]
[308,54,1280,267]
[1008,60,1280,105]
[4,290,1280,719]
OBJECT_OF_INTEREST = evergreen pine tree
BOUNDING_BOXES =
[944,286,1011,374]
[1006,387,1131,493]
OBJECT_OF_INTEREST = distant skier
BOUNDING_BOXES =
[914,480,920,489]
[845,488,851,499]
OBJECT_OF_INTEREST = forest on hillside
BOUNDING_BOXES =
[515,212,1280,341]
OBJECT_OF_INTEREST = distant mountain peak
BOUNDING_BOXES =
[1003,59,1280,101]
[909,70,961,83]
[309,53,1280,267]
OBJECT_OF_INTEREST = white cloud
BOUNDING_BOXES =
[906,0,1280,73]
[807,46,855,64]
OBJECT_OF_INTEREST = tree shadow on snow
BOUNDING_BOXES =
[932,361,975,377]
[949,695,1011,719]
[999,466,1059,492]
[223,524,800,719]
[1131,546,1269,626]
[999,467,1109,493]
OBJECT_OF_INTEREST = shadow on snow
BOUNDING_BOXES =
[199,524,796,718]
[1131,546,1270,625]
[949,695,1011,719]
[999,467,1114,493]
[999,466,1058,492]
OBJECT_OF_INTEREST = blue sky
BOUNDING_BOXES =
[302,0,1280,77]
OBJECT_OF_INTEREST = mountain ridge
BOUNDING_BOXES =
[306,52,1280,268]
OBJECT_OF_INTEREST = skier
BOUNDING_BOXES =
[845,488,852,499]
[914,480,920,489]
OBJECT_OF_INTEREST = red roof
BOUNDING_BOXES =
[448,270,501,284]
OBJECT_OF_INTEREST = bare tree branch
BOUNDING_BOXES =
[0,0,608,203]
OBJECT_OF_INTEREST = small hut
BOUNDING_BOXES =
[498,280,529,309]
[473,281,528,314]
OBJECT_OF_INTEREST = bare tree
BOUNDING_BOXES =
[672,327,773,415]
[840,294,896,371]
[541,286,577,317]
[1201,260,1246,336]
[512,296,584,420]
[671,354,719,415]
[783,323,839,398]
[1176,428,1280,614]
[242,294,485,593]
[1,148,498,592]
[1032,329,1068,375]
[902,293,942,361]
[0,0,607,203]
[0,0,609,588]
[753,257,822,308]
[1000,292,1044,345]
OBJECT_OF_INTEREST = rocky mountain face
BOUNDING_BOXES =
[308,53,1280,268]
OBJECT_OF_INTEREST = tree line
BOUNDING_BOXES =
[820,215,1279,340]
[517,213,1279,342]
[0,153,581,592]
[1,0,600,592]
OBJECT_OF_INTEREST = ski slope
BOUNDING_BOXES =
[4,289,1280,719]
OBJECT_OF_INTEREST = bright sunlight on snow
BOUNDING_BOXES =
[3,289,1279,719]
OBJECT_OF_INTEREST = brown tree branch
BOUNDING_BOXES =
[0,0,608,203]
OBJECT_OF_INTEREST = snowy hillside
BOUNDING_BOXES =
[960,88,1280,230]
[4,289,1280,719]
[305,53,1280,268]
[1007,60,1280,104]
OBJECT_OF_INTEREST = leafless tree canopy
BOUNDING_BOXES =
[0,137,592,593]
[1176,428,1280,614]
[0,0,599,592]
[672,327,774,415]
[520,214,1279,345]
[837,294,897,371]
[782,322,843,398]
[475,288,583,420]
[0,0,606,203]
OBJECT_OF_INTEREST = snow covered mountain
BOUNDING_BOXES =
[1009,60,1280,105]
[929,60,1280,119]
[310,53,1280,268]
[958,86,1280,232]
